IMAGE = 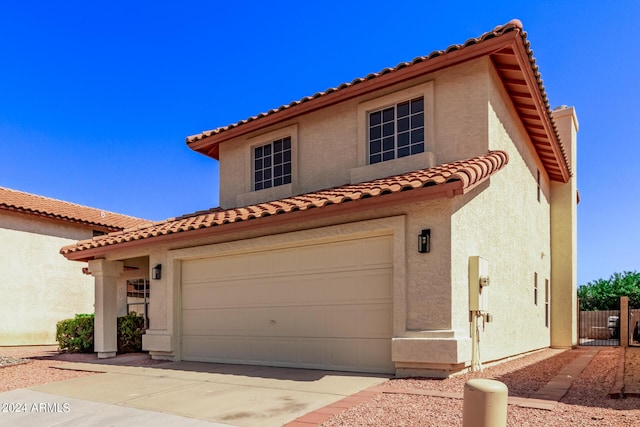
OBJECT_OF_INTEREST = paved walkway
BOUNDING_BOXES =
[609,346,640,398]
[623,347,640,397]
[0,389,231,427]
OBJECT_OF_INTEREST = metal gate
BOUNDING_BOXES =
[579,307,620,346]
[629,303,640,347]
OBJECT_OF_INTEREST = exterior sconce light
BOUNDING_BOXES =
[418,229,431,253]
[151,264,162,280]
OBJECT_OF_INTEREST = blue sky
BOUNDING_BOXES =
[1,1,638,285]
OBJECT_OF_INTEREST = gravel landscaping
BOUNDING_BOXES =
[0,346,98,393]
[322,347,640,427]
[2,346,639,426]
[0,346,163,393]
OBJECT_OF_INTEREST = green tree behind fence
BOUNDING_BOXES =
[578,271,640,311]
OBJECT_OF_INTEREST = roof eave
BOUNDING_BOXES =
[186,31,522,160]
[1,205,124,232]
[61,179,468,262]
[506,35,571,182]
[186,28,570,183]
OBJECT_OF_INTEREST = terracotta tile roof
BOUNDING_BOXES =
[186,19,570,183]
[186,22,523,144]
[0,186,152,231]
[61,151,508,258]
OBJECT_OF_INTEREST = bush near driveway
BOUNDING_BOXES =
[117,312,145,353]
[56,312,145,353]
[56,313,94,353]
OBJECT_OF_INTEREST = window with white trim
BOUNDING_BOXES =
[126,278,149,329]
[368,97,424,164]
[254,137,292,191]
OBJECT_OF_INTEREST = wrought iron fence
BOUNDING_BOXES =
[629,307,640,347]
[578,309,620,346]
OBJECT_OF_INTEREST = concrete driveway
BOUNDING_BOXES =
[1,361,389,426]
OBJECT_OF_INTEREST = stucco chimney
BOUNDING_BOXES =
[549,106,579,348]
[552,106,579,173]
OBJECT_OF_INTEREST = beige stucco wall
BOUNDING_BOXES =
[450,62,552,366]
[0,212,95,345]
[218,58,491,209]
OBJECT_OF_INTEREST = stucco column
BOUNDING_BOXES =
[88,259,123,358]
[550,106,579,348]
[620,297,629,348]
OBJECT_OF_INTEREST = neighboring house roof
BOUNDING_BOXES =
[61,150,508,261]
[0,186,152,231]
[186,19,570,183]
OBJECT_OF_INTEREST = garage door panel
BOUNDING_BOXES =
[329,306,393,338]
[225,338,252,361]
[182,256,250,283]
[182,278,299,309]
[182,235,394,374]
[183,303,391,338]
[360,236,394,266]
[183,269,391,310]
[181,336,225,360]
[294,241,360,272]
[182,336,393,373]
[248,339,272,363]
[182,236,392,284]
[301,340,328,365]
[302,269,392,304]
[356,339,393,371]
[358,307,394,336]
[272,340,300,364]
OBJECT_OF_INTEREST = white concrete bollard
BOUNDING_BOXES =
[462,379,508,427]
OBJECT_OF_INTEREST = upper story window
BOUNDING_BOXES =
[368,97,424,164]
[254,137,292,191]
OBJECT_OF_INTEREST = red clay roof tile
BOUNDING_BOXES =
[61,151,508,258]
[0,187,152,231]
[186,22,525,144]
[186,20,570,183]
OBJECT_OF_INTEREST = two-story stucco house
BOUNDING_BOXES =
[0,187,151,346]
[61,20,578,377]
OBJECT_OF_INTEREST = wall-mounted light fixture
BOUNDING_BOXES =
[151,264,162,280]
[418,229,431,253]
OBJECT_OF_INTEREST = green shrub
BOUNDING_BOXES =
[117,312,145,353]
[56,312,145,354]
[56,314,94,353]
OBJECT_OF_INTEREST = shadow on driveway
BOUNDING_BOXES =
[25,360,390,427]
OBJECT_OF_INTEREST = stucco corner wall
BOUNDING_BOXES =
[550,106,579,348]
[447,64,552,366]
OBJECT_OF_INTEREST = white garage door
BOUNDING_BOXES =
[181,235,394,374]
